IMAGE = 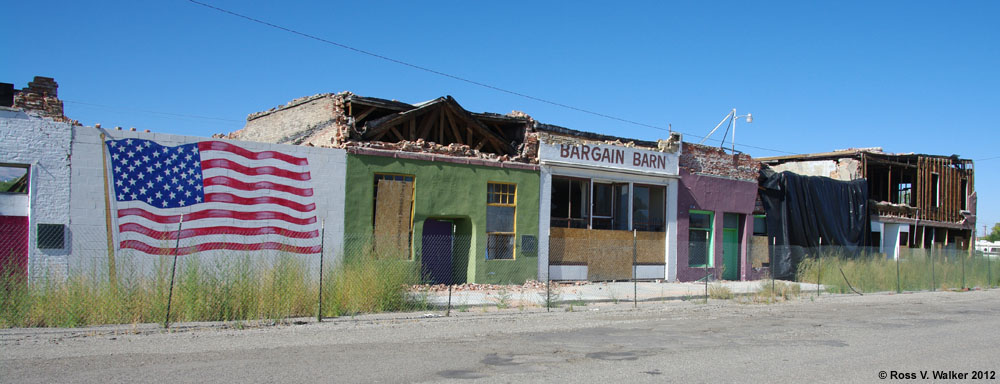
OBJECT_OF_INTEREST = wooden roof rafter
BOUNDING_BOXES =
[360,96,516,155]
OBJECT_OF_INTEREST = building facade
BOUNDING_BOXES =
[536,125,681,281]
[761,148,976,257]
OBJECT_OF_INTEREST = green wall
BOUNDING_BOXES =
[344,154,540,284]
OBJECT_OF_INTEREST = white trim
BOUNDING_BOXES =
[550,265,587,281]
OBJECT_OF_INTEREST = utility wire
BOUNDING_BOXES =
[186,0,798,155]
[65,100,243,123]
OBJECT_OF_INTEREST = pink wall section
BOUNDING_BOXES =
[675,169,760,282]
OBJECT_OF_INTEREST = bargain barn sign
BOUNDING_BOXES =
[538,141,679,176]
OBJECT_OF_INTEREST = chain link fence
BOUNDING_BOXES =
[3,223,996,328]
[794,245,997,294]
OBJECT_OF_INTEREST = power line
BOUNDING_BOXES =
[185,0,798,155]
[975,155,1000,162]
[65,100,244,123]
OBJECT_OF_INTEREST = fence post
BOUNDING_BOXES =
[164,214,184,329]
[317,220,325,322]
[546,264,551,312]
[962,250,966,290]
[816,238,822,297]
[988,252,992,290]
[633,229,637,308]
[771,237,775,297]
[931,247,936,292]
[895,246,901,294]
[704,266,709,303]
[446,285,452,317]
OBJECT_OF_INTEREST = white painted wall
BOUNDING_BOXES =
[537,167,552,281]
[538,164,679,281]
[0,194,29,216]
[0,110,74,281]
[880,223,909,260]
[67,126,347,277]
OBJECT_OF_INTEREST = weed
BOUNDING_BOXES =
[492,287,512,309]
[708,284,734,300]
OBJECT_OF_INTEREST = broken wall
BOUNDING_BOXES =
[679,142,760,181]
[229,93,351,146]
[766,158,861,181]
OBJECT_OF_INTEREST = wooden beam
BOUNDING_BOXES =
[438,108,445,143]
[417,109,438,140]
[466,126,473,145]
[362,100,441,140]
[441,97,516,155]
[440,109,453,142]
[887,167,892,204]
[409,118,416,141]
[389,125,406,141]
[354,106,377,123]
[444,107,464,145]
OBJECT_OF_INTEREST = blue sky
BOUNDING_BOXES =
[3,1,998,235]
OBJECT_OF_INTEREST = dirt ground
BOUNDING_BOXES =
[2,289,999,383]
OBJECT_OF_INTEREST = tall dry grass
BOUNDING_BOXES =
[1,249,426,328]
[797,248,998,294]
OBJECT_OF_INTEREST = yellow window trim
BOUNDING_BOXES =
[486,181,517,260]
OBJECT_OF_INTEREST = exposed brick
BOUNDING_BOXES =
[679,142,760,181]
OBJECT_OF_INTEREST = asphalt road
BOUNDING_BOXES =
[2,289,999,383]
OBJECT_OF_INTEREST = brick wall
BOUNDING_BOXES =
[12,76,71,123]
[679,142,760,182]
[0,110,74,280]
[229,93,348,146]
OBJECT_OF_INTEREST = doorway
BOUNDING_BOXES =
[421,219,454,284]
[722,213,740,280]
[0,216,28,279]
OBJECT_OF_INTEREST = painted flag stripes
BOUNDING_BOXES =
[105,138,320,255]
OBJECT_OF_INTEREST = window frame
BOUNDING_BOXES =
[632,183,666,232]
[930,172,940,208]
[897,182,912,206]
[688,210,715,268]
[752,214,767,236]
[486,181,517,260]
[0,163,30,195]
[549,176,590,229]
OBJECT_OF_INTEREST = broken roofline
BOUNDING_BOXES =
[758,149,973,165]
[534,123,663,149]
[247,91,673,156]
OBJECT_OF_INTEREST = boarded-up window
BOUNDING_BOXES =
[750,215,769,268]
[486,182,516,260]
[373,175,414,259]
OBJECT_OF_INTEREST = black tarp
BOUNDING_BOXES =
[759,169,869,280]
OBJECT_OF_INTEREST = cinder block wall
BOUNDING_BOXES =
[67,126,348,277]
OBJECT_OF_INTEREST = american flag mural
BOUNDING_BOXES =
[105,138,321,255]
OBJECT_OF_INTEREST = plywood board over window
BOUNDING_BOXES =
[374,178,413,259]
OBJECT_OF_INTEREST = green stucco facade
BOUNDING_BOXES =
[344,153,540,284]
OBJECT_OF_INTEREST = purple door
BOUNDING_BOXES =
[0,216,28,279]
[421,219,454,284]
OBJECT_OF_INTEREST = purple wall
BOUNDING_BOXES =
[675,169,760,282]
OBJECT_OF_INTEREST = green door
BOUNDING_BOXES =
[722,213,740,280]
